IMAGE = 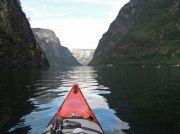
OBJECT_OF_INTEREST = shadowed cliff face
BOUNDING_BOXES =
[32,28,81,67]
[0,0,49,67]
[90,0,180,65]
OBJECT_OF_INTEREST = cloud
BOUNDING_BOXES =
[22,0,130,20]
[66,0,126,5]
[30,18,110,49]
[66,0,112,4]
[21,0,130,49]
[108,0,130,19]
[22,5,65,19]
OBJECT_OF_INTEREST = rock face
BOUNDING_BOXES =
[0,0,49,67]
[32,28,81,67]
[90,0,180,65]
[70,49,95,66]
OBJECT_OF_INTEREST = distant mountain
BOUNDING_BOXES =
[0,0,49,67]
[32,28,81,66]
[90,0,180,65]
[70,49,95,65]
[32,28,81,67]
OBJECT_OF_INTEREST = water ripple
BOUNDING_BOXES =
[7,67,129,134]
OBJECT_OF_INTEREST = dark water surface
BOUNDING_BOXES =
[0,66,180,134]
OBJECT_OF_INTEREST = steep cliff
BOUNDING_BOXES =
[32,28,81,66]
[70,49,95,65]
[0,0,49,67]
[90,0,180,65]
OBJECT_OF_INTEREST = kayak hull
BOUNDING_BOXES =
[43,83,104,134]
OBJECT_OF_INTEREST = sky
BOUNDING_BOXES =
[20,0,130,49]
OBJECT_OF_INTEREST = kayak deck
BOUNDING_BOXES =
[43,83,104,134]
[43,117,103,134]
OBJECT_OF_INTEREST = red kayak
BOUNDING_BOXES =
[43,83,104,134]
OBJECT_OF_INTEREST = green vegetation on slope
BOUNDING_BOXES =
[90,0,180,65]
[0,0,49,67]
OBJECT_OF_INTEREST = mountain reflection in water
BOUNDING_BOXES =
[0,66,180,134]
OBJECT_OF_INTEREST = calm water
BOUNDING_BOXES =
[0,66,180,134]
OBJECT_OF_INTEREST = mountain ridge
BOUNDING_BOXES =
[90,0,180,65]
[0,0,49,67]
[70,48,95,66]
[32,28,81,67]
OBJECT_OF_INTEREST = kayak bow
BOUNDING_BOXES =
[43,83,104,134]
